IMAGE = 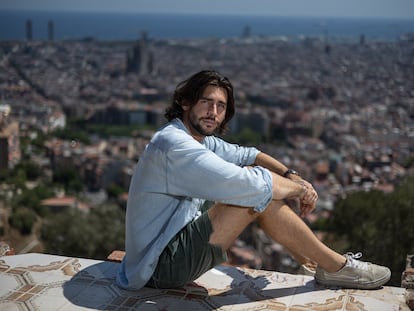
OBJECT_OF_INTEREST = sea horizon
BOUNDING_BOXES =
[1,9,413,42]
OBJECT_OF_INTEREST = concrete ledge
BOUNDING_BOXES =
[0,241,15,256]
[406,289,414,310]
[106,250,126,262]
[402,254,414,310]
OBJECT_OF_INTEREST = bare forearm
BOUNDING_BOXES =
[271,172,306,200]
[254,152,288,176]
[255,152,318,215]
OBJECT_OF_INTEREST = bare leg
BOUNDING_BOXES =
[281,199,317,268]
[208,200,345,273]
[286,247,316,268]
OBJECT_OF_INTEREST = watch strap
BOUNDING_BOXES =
[283,169,299,178]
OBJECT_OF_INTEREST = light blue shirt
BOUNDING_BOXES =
[116,118,273,290]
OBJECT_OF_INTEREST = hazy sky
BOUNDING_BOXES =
[1,0,414,19]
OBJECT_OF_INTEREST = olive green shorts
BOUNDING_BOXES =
[146,210,227,289]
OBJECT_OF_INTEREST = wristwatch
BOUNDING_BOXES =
[283,169,299,178]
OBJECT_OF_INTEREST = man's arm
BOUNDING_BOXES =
[254,152,291,177]
[270,172,307,200]
[255,152,318,217]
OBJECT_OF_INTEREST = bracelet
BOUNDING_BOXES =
[297,180,307,197]
[283,169,299,178]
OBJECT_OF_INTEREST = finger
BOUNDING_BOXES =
[300,204,309,217]
[300,202,316,217]
[305,189,318,202]
[303,192,317,205]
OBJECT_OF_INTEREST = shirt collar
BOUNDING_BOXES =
[171,118,207,144]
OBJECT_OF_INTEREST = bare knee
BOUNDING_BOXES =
[207,203,259,250]
[255,199,301,226]
[208,203,259,221]
[257,200,285,216]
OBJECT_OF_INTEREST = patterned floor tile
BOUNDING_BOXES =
[0,253,409,311]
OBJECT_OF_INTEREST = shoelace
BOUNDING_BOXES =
[345,252,368,270]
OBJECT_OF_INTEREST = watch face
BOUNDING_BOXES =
[284,169,298,177]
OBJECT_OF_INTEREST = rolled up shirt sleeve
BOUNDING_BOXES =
[165,135,273,212]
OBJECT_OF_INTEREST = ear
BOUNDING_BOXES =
[181,101,190,111]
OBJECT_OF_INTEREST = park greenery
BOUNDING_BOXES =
[313,176,414,286]
[40,203,125,260]
[0,154,127,260]
[0,124,413,286]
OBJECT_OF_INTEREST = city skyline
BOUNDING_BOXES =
[1,0,414,20]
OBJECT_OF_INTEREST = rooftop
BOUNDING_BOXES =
[0,252,410,310]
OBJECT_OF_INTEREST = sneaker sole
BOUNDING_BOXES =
[315,270,391,290]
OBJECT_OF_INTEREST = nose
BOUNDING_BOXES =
[207,102,218,116]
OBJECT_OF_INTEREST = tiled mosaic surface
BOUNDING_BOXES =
[0,253,409,310]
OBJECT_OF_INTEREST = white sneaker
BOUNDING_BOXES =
[315,252,391,289]
[298,263,316,276]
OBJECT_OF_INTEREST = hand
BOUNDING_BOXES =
[298,180,318,217]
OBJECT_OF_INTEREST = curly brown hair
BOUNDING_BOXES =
[165,70,235,135]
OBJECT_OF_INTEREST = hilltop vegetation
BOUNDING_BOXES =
[314,176,414,285]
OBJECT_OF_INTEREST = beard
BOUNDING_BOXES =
[188,112,219,137]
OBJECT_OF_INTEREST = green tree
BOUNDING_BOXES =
[41,203,125,260]
[9,208,37,235]
[14,159,42,180]
[33,184,55,200]
[53,167,83,193]
[325,177,414,286]
[7,167,27,190]
[9,184,53,217]
[106,183,126,199]
[41,208,98,258]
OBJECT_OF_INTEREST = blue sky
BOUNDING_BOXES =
[1,0,414,19]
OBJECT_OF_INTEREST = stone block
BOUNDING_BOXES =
[402,255,414,310]
[106,250,125,262]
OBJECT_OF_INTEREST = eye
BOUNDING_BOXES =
[217,103,226,112]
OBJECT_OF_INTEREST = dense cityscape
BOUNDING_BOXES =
[0,25,414,274]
